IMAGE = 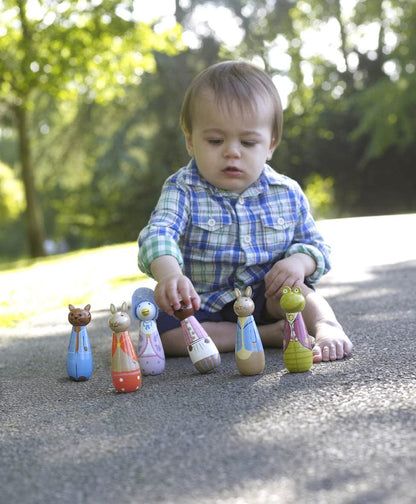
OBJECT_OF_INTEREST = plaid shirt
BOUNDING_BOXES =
[138,160,331,312]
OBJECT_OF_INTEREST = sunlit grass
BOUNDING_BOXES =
[0,243,148,328]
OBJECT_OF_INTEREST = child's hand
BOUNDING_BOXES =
[153,274,200,316]
[264,254,314,300]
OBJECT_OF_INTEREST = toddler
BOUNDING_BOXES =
[138,60,353,363]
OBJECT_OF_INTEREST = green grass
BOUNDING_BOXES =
[0,243,148,328]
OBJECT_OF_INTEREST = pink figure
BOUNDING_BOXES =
[132,287,165,376]
[108,302,142,393]
[174,304,221,373]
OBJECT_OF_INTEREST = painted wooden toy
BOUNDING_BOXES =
[67,304,93,381]
[108,302,142,393]
[233,287,265,376]
[173,303,221,374]
[280,286,313,373]
[132,287,165,376]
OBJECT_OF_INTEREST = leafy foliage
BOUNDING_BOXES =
[1,0,415,258]
[0,0,184,257]
[0,160,24,220]
[0,0,183,104]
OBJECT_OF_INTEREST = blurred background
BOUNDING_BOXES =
[1,0,415,260]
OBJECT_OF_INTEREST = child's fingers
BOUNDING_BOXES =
[154,275,200,315]
[167,289,183,312]
[176,277,191,306]
[154,281,181,315]
[188,283,201,310]
[155,292,175,315]
[190,292,201,312]
[177,277,200,310]
[264,281,282,299]
[265,273,304,299]
[265,275,289,298]
[192,296,200,311]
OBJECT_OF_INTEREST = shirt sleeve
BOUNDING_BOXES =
[284,182,331,284]
[138,178,189,277]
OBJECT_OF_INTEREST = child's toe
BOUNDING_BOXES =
[312,345,323,363]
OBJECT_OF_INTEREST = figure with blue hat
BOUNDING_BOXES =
[132,287,165,375]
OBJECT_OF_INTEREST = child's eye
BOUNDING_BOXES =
[207,139,223,145]
[241,140,257,147]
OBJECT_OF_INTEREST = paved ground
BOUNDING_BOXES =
[1,214,415,504]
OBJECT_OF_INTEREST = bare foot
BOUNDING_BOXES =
[312,321,353,362]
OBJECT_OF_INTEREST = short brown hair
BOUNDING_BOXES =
[180,60,283,146]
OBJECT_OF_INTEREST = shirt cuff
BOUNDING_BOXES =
[138,236,184,277]
[284,243,329,283]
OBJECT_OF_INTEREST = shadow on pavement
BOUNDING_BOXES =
[0,260,415,504]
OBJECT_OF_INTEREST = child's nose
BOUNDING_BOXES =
[223,141,241,158]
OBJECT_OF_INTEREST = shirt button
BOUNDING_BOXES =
[278,217,285,226]
[208,218,216,227]
[239,197,245,204]
[244,236,251,244]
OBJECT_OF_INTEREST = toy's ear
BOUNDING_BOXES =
[69,304,75,311]
[245,286,252,298]
[84,304,91,311]
[234,288,241,298]
[121,301,128,312]
[110,304,116,314]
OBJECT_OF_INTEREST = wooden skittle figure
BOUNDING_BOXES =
[67,304,93,381]
[233,287,265,376]
[108,302,142,393]
[132,287,165,376]
[173,303,221,374]
[280,286,313,373]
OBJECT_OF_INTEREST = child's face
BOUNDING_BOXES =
[185,90,276,194]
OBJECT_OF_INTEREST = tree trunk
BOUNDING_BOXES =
[14,103,46,258]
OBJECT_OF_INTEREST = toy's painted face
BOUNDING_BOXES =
[233,297,255,317]
[136,301,157,321]
[279,286,305,313]
[68,305,91,326]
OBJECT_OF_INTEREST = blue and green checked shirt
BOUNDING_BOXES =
[138,160,331,312]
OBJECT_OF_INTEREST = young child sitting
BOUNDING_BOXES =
[138,60,353,363]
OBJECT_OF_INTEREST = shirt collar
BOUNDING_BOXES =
[183,158,289,196]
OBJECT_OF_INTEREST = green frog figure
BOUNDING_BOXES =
[280,286,313,373]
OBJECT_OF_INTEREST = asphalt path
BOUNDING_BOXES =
[1,214,415,504]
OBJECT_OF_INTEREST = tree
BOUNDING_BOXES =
[0,160,24,221]
[0,0,182,257]
[212,0,416,215]
[348,0,416,158]
[2,0,415,258]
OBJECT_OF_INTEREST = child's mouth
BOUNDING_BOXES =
[224,166,242,175]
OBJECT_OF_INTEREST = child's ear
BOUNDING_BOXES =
[185,133,194,156]
[267,138,277,160]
